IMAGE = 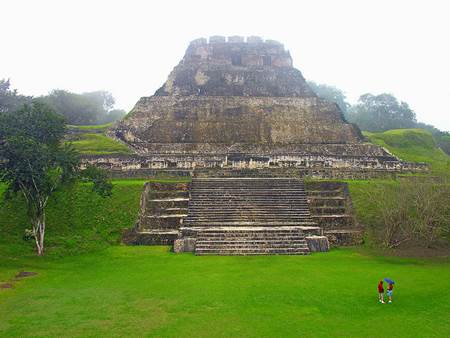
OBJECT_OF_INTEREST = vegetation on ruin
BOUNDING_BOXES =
[67,133,132,155]
[348,179,450,248]
[0,179,190,257]
[364,128,450,174]
[67,122,114,131]
[1,246,449,337]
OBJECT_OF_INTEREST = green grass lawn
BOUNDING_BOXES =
[1,177,449,337]
[364,129,450,175]
[67,133,132,155]
[1,247,449,337]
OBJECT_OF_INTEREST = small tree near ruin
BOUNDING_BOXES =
[0,101,112,255]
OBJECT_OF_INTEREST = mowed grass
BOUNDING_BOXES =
[67,133,132,155]
[1,246,449,337]
[364,128,450,175]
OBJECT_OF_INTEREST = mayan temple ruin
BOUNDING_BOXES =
[109,36,426,254]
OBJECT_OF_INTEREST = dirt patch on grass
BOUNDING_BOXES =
[15,271,37,279]
[1,271,37,291]
[0,282,13,289]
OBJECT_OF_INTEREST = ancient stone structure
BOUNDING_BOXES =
[119,36,427,255]
[109,36,426,177]
[126,178,326,255]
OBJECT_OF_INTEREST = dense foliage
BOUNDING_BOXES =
[347,93,417,131]
[38,89,126,125]
[0,79,31,113]
[307,81,350,115]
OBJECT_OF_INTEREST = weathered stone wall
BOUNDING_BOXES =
[81,152,428,179]
[155,36,312,97]
[306,181,363,246]
[117,96,360,146]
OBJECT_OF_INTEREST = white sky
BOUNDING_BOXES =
[1,0,449,131]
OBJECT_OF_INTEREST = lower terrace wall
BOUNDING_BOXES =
[81,153,427,179]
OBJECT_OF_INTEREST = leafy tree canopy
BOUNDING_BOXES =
[0,79,31,113]
[38,90,126,125]
[347,93,417,132]
[307,81,350,115]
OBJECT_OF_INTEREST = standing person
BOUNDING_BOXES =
[378,280,385,303]
[387,283,394,303]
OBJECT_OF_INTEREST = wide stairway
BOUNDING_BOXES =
[195,227,310,255]
[185,178,318,255]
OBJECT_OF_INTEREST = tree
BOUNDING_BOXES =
[347,93,417,132]
[100,109,127,124]
[0,78,31,113]
[0,101,112,255]
[38,90,118,125]
[307,81,350,116]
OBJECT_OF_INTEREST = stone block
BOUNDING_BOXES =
[306,236,330,252]
[324,229,364,247]
[247,36,263,43]
[228,35,245,43]
[189,38,207,46]
[173,237,196,253]
[209,35,226,43]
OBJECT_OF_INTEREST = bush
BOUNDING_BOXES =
[363,178,450,248]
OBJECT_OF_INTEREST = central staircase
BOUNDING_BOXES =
[184,178,319,255]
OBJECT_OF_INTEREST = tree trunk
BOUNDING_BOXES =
[33,210,46,256]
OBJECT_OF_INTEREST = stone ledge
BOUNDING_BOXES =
[306,236,330,252]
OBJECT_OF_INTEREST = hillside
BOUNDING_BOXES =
[364,128,450,174]
[66,124,132,155]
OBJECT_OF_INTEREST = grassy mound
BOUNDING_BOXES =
[364,129,450,174]
[0,180,143,257]
[1,246,449,337]
[0,179,189,258]
[68,133,132,155]
[67,122,114,132]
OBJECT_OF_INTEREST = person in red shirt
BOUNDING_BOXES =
[378,280,385,303]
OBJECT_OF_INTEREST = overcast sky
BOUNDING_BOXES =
[2,0,449,131]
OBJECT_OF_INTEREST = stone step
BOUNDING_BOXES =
[307,196,345,200]
[184,221,316,226]
[186,219,314,223]
[195,248,310,255]
[308,207,347,214]
[196,245,309,250]
[197,240,308,245]
[186,210,311,214]
[308,199,345,207]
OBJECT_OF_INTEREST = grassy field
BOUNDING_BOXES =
[67,133,132,155]
[364,129,450,174]
[1,246,449,337]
